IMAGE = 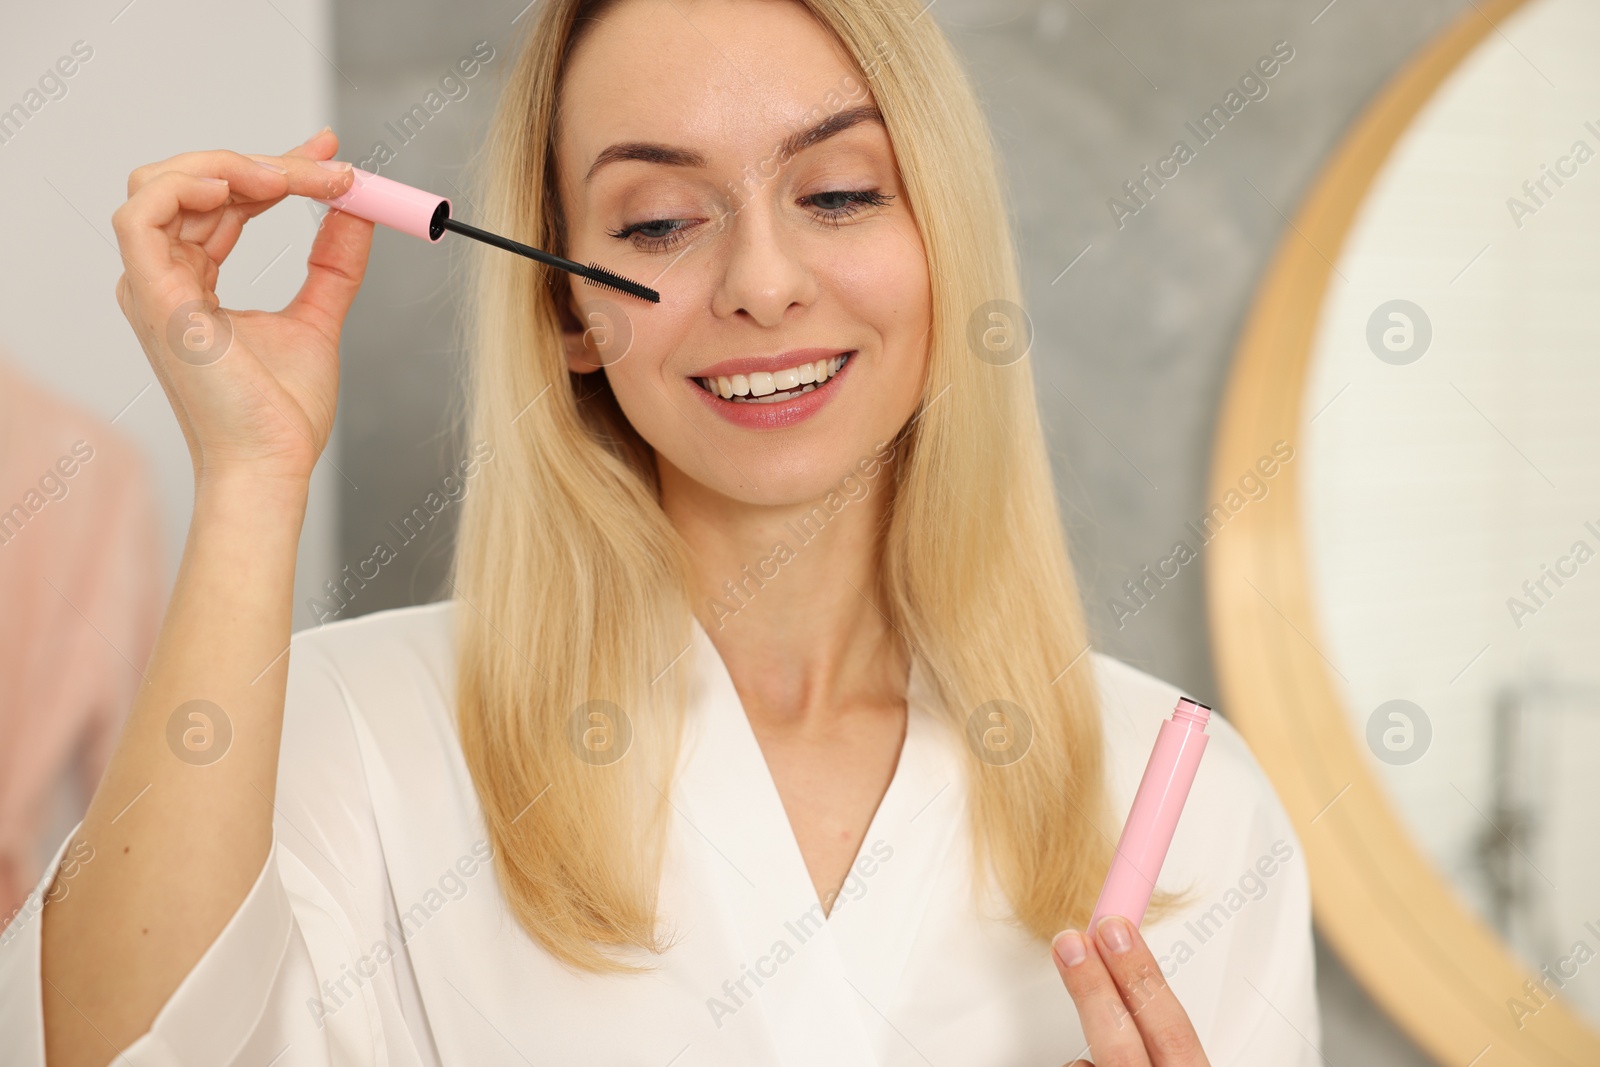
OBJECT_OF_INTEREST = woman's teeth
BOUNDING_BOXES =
[699,354,850,404]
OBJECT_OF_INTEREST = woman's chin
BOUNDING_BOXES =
[662,439,895,511]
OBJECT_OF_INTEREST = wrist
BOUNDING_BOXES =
[193,465,312,521]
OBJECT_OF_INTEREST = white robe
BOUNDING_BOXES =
[0,601,1321,1065]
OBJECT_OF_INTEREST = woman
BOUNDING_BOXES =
[7,0,1319,1063]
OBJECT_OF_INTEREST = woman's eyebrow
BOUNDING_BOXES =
[583,103,885,185]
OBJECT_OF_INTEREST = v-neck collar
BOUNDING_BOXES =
[674,616,965,1064]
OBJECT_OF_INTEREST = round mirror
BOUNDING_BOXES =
[1207,0,1600,1061]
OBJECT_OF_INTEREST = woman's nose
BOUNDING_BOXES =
[708,200,820,328]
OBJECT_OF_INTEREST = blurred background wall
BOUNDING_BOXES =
[2,0,1485,1062]
[0,0,338,911]
[0,0,340,628]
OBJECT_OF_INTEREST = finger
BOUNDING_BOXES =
[1053,928,1151,1067]
[283,125,339,162]
[244,152,354,206]
[184,159,313,266]
[282,181,373,338]
[1092,916,1207,1066]
[122,149,352,274]
[112,170,235,299]
[256,122,348,189]
[126,149,309,203]
[266,126,342,228]
[279,124,368,333]
[189,126,337,240]
[198,140,355,263]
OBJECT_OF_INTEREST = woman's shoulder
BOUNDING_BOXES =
[279,599,462,776]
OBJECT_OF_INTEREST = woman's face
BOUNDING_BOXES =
[556,0,931,507]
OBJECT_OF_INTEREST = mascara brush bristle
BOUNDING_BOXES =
[583,262,660,304]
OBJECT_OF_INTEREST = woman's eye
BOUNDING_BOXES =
[607,189,895,252]
[805,189,895,220]
[606,216,695,253]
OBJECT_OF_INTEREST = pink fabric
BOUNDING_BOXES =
[0,359,163,928]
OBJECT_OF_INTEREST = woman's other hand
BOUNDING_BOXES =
[1052,915,1212,1066]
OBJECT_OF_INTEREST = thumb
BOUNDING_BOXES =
[279,127,374,336]
[284,192,374,339]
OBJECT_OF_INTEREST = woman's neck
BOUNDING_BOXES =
[659,457,909,729]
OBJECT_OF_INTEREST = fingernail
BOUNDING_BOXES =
[317,159,353,172]
[200,177,229,186]
[1053,929,1086,967]
[1096,915,1132,955]
[252,158,288,174]
[314,125,333,137]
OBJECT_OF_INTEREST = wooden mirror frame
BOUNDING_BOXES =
[1204,0,1600,1063]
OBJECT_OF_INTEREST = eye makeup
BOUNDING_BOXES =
[608,189,895,253]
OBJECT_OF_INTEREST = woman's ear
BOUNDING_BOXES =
[562,316,605,375]
[561,294,633,374]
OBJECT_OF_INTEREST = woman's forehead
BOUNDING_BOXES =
[558,0,874,176]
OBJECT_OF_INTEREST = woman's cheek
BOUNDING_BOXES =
[603,347,677,439]
[836,218,927,311]
[836,237,931,382]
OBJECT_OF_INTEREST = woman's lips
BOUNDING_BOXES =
[689,352,854,429]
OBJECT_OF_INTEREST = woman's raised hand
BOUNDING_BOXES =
[1052,915,1212,1066]
[110,127,373,488]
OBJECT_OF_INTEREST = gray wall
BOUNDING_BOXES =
[332,1,1472,1062]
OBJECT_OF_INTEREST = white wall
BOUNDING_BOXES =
[2,0,337,630]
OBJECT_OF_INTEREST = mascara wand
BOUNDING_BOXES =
[312,166,659,303]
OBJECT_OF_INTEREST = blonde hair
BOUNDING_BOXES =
[452,0,1126,974]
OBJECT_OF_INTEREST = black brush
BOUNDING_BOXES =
[442,218,659,303]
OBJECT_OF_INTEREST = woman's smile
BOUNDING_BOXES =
[687,348,855,429]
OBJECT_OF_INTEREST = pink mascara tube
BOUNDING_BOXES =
[1089,696,1211,930]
